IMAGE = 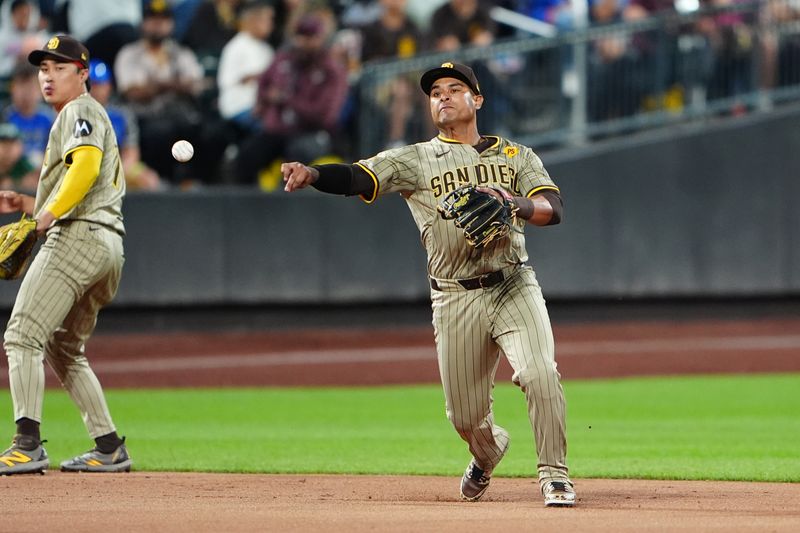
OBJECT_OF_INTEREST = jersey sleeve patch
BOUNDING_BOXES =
[73,119,93,138]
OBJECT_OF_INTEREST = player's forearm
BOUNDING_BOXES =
[513,191,563,226]
[310,164,375,197]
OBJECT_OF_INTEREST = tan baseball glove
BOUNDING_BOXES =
[0,215,38,280]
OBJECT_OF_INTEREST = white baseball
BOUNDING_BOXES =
[171,140,194,162]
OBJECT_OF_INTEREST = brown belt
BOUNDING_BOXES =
[430,269,506,291]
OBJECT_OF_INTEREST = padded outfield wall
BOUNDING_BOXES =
[0,106,797,307]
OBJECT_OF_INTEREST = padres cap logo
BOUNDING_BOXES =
[28,34,91,70]
[441,62,454,69]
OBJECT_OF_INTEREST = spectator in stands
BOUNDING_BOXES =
[217,0,276,133]
[429,0,495,51]
[0,122,38,192]
[171,0,206,41]
[0,0,49,81]
[181,0,241,107]
[271,0,309,48]
[591,0,630,25]
[115,0,225,185]
[622,0,686,112]
[338,0,383,28]
[587,0,649,121]
[517,0,579,31]
[624,0,676,18]
[235,13,348,187]
[2,62,54,167]
[360,0,423,62]
[58,0,141,69]
[766,0,800,88]
[89,60,163,191]
[695,0,754,112]
[358,0,425,148]
[182,0,241,55]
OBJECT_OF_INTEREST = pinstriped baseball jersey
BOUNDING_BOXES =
[356,135,559,280]
[35,93,125,235]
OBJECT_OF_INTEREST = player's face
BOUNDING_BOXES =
[38,59,88,111]
[429,77,483,128]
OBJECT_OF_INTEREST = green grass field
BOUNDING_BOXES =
[5,374,799,482]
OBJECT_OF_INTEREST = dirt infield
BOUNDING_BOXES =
[3,473,799,532]
[2,316,799,531]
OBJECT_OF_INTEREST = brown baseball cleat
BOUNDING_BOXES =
[542,480,576,507]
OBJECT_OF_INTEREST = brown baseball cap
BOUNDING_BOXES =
[28,35,90,69]
[420,62,481,96]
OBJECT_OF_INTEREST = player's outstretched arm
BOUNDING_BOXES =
[0,191,35,216]
[283,163,375,198]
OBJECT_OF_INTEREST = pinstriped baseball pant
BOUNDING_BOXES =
[431,265,569,484]
[5,221,124,438]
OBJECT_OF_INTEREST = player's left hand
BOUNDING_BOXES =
[282,162,318,192]
[35,210,56,236]
[476,187,513,203]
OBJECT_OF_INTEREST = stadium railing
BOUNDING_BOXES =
[355,0,800,157]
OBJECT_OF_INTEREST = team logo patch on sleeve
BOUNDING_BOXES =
[74,119,93,138]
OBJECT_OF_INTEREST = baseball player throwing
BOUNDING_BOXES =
[0,35,131,475]
[282,62,575,506]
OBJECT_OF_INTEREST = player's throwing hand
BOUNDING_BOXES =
[282,162,319,192]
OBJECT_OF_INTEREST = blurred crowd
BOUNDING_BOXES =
[0,0,798,192]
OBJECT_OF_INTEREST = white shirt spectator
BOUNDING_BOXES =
[114,38,204,118]
[217,31,274,119]
[0,0,49,79]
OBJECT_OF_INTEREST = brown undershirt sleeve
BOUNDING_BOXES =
[310,164,375,197]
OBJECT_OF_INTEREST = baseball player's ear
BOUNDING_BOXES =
[475,94,484,109]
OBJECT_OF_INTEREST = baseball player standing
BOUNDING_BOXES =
[282,62,575,506]
[0,35,131,475]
